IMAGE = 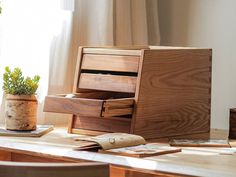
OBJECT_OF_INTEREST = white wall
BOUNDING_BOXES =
[158,0,236,129]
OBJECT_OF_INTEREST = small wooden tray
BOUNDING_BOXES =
[0,125,54,137]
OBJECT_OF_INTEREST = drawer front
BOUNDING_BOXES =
[44,95,103,117]
[72,116,131,133]
[81,54,140,73]
[78,73,137,93]
[102,98,134,117]
[44,94,134,117]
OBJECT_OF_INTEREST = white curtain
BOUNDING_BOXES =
[0,0,160,125]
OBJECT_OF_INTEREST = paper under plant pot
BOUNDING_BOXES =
[5,94,38,130]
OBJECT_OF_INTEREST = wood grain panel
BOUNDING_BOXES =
[44,95,103,117]
[102,98,134,117]
[104,98,134,107]
[102,108,133,117]
[78,73,137,93]
[11,153,72,163]
[65,92,134,100]
[73,46,87,93]
[134,49,212,139]
[0,150,11,161]
[83,48,142,56]
[110,166,190,177]
[82,54,140,73]
[71,128,107,136]
[73,116,131,133]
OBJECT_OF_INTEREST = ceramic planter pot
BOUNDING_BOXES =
[5,94,38,130]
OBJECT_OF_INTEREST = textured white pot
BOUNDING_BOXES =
[5,94,37,130]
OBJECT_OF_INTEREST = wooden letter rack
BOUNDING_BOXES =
[44,46,212,139]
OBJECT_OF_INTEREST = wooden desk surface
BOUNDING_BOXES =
[0,127,236,177]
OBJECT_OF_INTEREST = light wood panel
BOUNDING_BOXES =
[73,116,131,133]
[134,49,212,139]
[111,166,189,177]
[78,73,137,93]
[44,94,134,119]
[104,98,134,107]
[44,95,103,117]
[102,108,133,117]
[83,47,142,56]
[82,54,140,73]
[71,128,107,136]
[11,153,72,163]
[0,128,235,177]
[102,98,134,117]
[62,92,133,100]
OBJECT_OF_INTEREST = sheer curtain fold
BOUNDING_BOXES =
[0,0,160,125]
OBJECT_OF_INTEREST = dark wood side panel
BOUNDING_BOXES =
[229,108,236,139]
[73,116,131,133]
[134,49,212,139]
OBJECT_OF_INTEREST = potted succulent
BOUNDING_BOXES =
[2,67,40,130]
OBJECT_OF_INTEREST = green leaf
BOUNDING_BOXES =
[2,66,40,95]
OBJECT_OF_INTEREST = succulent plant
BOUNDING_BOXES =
[3,67,40,95]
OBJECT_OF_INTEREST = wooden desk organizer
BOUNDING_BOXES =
[44,46,212,139]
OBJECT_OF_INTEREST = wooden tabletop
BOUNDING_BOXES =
[0,127,236,177]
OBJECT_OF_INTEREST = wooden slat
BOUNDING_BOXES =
[69,46,84,133]
[11,153,71,163]
[112,166,186,177]
[78,73,137,93]
[102,98,134,117]
[71,129,107,136]
[83,48,142,56]
[81,54,140,73]
[73,46,84,93]
[44,95,103,117]
[73,116,131,133]
[102,108,133,117]
[63,92,134,100]
[149,46,212,51]
[103,98,134,108]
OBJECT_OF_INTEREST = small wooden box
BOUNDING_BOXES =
[44,46,212,139]
[229,108,236,139]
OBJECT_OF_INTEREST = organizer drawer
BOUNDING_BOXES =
[44,93,134,117]
[81,54,140,73]
[78,73,137,93]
